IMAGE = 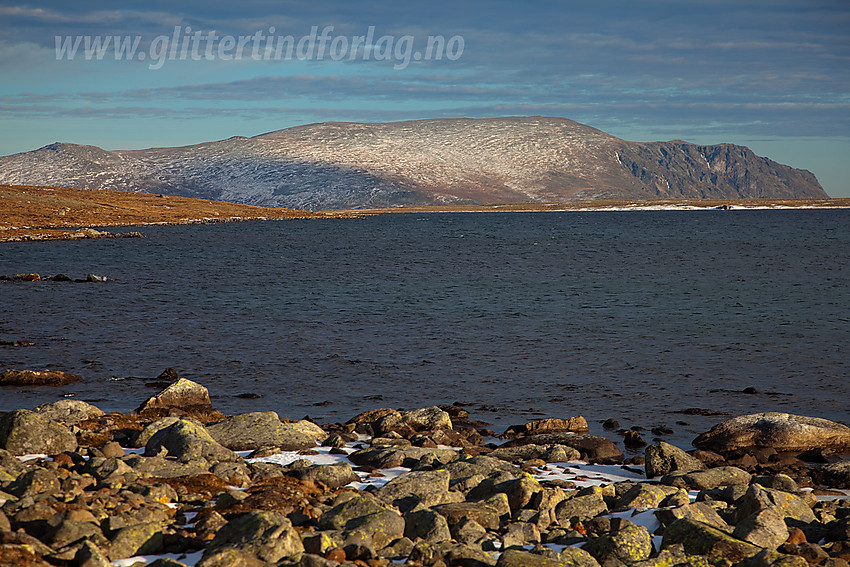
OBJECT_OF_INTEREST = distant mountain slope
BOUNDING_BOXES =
[0,117,827,209]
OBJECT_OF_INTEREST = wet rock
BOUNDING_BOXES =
[661,518,762,563]
[348,446,456,469]
[0,369,81,386]
[0,409,78,455]
[145,418,241,463]
[623,431,647,450]
[404,508,452,543]
[203,510,303,563]
[207,412,326,451]
[33,400,105,424]
[733,508,790,549]
[86,274,107,282]
[107,521,164,560]
[555,488,608,524]
[286,462,359,489]
[694,413,850,453]
[735,484,816,524]
[661,466,751,490]
[654,502,728,529]
[490,444,582,464]
[13,273,40,281]
[583,522,653,563]
[644,441,706,478]
[136,377,213,415]
[499,433,624,464]
[376,469,462,512]
[505,417,590,436]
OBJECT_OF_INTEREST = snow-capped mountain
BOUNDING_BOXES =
[0,117,827,209]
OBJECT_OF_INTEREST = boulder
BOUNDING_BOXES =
[348,446,456,469]
[583,522,653,563]
[144,419,241,463]
[735,548,809,567]
[207,412,325,451]
[498,433,623,464]
[554,488,608,524]
[611,483,688,511]
[661,518,761,563]
[133,417,181,448]
[318,493,405,549]
[654,502,728,530]
[376,469,462,512]
[136,377,212,414]
[432,501,503,531]
[402,407,453,431]
[505,417,589,436]
[0,409,78,455]
[812,461,850,489]
[644,441,705,478]
[285,462,359,489]
[734,483,815,524]
[404,508,452,543]
[0,369,80,386]
[107,521,164,560]
[661,466,751,490]
[733,508,790,549]
[693,413,850,453]
[34,400,104,424]
[203,511,303,563]
[490,444,582,464]
[497,548,597,566]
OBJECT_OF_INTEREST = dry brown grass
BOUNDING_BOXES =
[0,184,342,241]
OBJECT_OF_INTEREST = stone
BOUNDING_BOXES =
[559,547,603,567]
[34,400,104,424]
[195,548,267,567]
[402,406,453,431]
[489,444,582,464]
[452,517,488,544]
[733,508,790,549]
[497,548,590,566]
[661,466,751,490]
[654,502,728,529]
[123,454,210,477]
[0,409,77,455]
[661,518,762,563]
[555,489,608,524]
[7,468,61,498]
[813,462,850,489]
[318,493,405,548]
[497,473,544,513]
[506,417,590,436]
[203,510,303,563]
[735,484,816,524]
[0,369,80,386]
[499,433,624,464]
[404,508,452,543]
[432,501,503,530]
[376,469,462,512]
[644,442,705,478]
[133,417,181,448]
[611,483,687,511]
[207,412,326,451]
[736,548,809,567]
[49,519,107,550]
[348,446,456,469]
[136,377,213,414]
[286,462,360,489]
[693,413,850,453]
[0,544,53,567]
[582,523,653,563]
[751,474,799,493]
[74,540,112,567]
[502,521,541,549]
[145,419,241,463]
[107,521,164,560]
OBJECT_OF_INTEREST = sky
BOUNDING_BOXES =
[1,0,848,197]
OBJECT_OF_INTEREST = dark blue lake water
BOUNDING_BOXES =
[1,210,848,448]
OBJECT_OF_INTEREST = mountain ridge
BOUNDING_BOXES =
[0,117,827,209]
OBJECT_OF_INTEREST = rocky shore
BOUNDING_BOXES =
[1,373,850,567]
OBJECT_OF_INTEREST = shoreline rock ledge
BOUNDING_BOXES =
[694,413,850,453]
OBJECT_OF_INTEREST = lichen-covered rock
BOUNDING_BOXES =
[555,488,608,524]
[812,461,850,489]
[733,508,790,549]
[736,548,809,567]
[583,522,653,563]
[502,521,541,549]
[348,445,456,469]
[0,409,78,456]
[645,441,706,478]
[734,484,815,524]
[498,548,589,566]
[285,462,359,489]
[107,521,164,560]
[654,502,728,530]
[145,419,241,463]
[661,518,761,563]
[404,508,452,543]
[33,400,104,424]
[629,543,723,567]
[661,466,751,490]
[402,406,453,431]
[612,483,687,511]
[7,468,61,498]
[123,454,211,477]
[376,469,462,512]
[489,443,582,463]
[136,377,212,414]
[203,511,303,563]
[505,417,590,436]
[432,501,503,531]
[318,493,405,548]
[694,413,850,453]
[207,412,325,451]
[0,369,80,386]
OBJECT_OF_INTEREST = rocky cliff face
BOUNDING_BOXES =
[0,117,827,209]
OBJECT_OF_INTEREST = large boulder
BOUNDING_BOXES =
[661,466,751,490]
[583,522,653,564]
[489,444,581,464]
[0,369,81,386]
[136,377,213,414]
[348,446,457,469]
[376,469,463,512]
[734,483,815,524]
[662,518,761,563]
[318,493,405,548]
[145,419,241,463]
[0,409,77,455]
[645,441,705,478]
[206,412,325,451]
[693,413,850,453]
[202,511,303,563]
[498,433,623,464]
[34,400,104,424]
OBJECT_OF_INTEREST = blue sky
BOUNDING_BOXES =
[1,0,848,196]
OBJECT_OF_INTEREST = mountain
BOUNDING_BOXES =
[0,117,827,209]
